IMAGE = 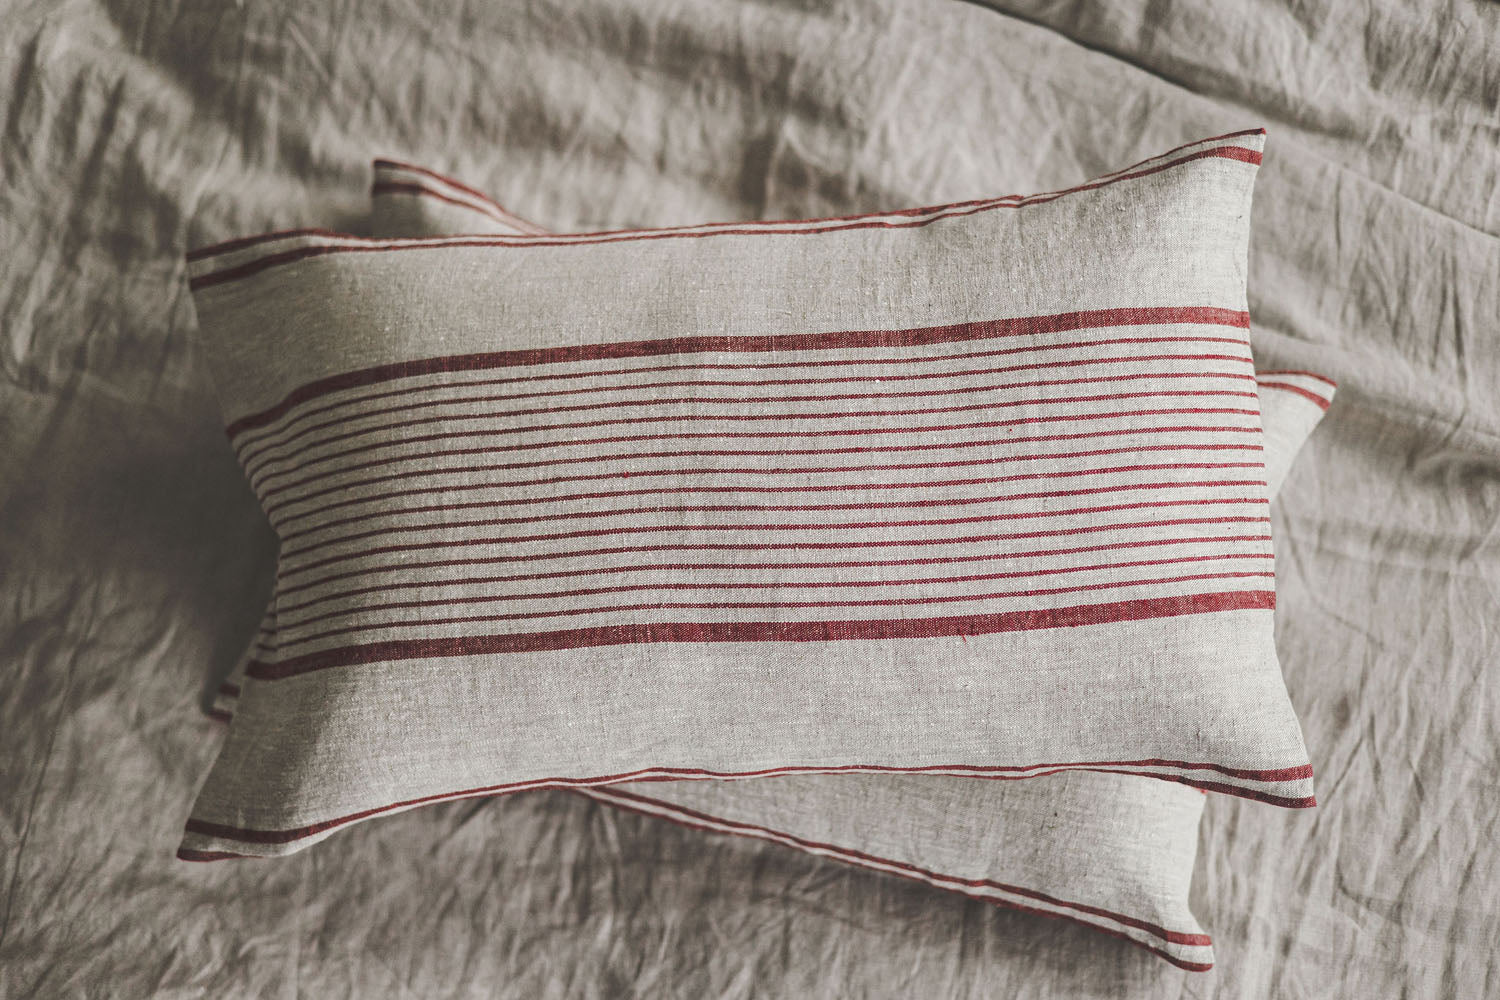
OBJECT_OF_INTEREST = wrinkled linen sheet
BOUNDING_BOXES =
[2,0,1497,996]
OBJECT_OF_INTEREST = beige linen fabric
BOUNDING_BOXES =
[180,130,1316,872]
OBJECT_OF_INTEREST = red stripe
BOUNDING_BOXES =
[189,145,1261,291]
[184,227,350,262]
[581,785,1212,947]
[230,334,1253,454]
[274,534,1274,617]
[272,571,1275,649]
[1256,369,1337,388]
[276,554,1272,634]
[372,158,541,226]
[180,756,1303,855]
[244,380,1256,489]
[184,130,1264,266]
[235,352,1254,469]
[270,437,1266,530]
[221,307,1252,441]
[272,477,1270,548]
[247,588,1275,675]
[369,130,1263,247]
[181,743,1300,845]
[371,180,549,234]
[276,515,1272,598]
[276,456,1265,546]
[277,497,1270,580]
[259,406,1264,515]
[1256,381,1331,410]
[205,708,234,723]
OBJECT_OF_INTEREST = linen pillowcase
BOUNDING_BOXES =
[182,130,1315,874]
[356,159,1332,971]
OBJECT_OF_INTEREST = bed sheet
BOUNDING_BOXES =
[2,1,1496,996]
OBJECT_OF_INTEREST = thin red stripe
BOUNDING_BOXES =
[183,130,1263,265]
[582,785,1212,947]
[274,534,1274,617]
[259,405,1264,515]
[235,352,1254,470]
[272,573,1275,650]
[273,477,1270,550]
[275,515,1273,597]
[277,497,1270,580]
[276,553,1271,635]
[370,129,1263,246]
[221,306,1252,443]
[276,456,1265,546]
[189,145,1261,291]
[183,743,1297,852]
[230,334,1252,453]
[373,159,541,227]
[1256,381,1331,410]
[244,378,1256,487]
[273,439,1264,533]
[1256,369,1337,388]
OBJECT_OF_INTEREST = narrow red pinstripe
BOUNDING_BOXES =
[277,498,1270,580]
[272,533,1274,618]
[1256,381,1332,410]
[271,573,1275,650]
[188,145,1261,292]
[259,406,1264,516]
[276,465,1265,555]
[183,130,1263,267]
[274,442,1264,536]
[235,354,1254,471]
[1256,369,1338,388]
[373,158,545,230]
[218,307,1251,441]
[371,180,541,231]
[580,785,1212,947]
[230,334,1252,454]
[247,385,1259,499]
[275,515,1272,598]
[182,743,1297,849]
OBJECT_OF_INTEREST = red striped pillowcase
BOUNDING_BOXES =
[181,132,1317,898]
[352,157,1334,971]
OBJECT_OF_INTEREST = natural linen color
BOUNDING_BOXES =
[196,162,1336,970]
[179,128,1314,862]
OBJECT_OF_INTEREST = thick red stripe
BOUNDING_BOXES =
[276,553,1272,634]
[1256,381,1331,410]
[219,307,1251,440]
[278,497,1270,580]
[582,786,1212,948]
[274,534,1274,618]
[274,441,1264,534]
[277,456,1264,546]
[260,405,1264,515]
[264,579,1275,655]
[276,515,1272,598]
[190,145,1261,292]
[231,334,1252,454]
[236,353,1254,470]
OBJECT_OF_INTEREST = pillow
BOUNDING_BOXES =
[181,130,1316,883]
